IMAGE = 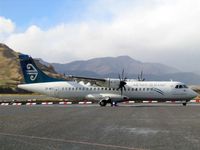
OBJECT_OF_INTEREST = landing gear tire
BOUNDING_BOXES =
[99,100,107,107]
[182,102,187,106]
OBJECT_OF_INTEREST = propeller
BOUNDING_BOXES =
[138,70,145,81]
[117,69,127,95]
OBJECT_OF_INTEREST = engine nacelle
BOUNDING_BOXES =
[104,78,121,88]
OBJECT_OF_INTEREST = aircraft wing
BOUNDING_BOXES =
[68,75,106,82]
[66,75,107,86]
[66,75,124,89]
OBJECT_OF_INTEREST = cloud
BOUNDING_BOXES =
[0,16,15,41]
[1,0,200,73]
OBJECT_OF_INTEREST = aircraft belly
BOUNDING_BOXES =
[57,91,86,100]
[127,92,165,99]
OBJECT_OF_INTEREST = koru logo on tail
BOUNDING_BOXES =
[26,64,38,81]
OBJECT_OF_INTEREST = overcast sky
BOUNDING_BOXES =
[0,0,200,74]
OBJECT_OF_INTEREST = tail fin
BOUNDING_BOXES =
[19,54,62,83]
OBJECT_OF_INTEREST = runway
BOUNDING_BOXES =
[0,104,200,150]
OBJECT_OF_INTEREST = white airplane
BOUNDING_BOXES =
[18,54,198,106]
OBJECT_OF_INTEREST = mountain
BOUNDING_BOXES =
[51,56,179,75]
[49,56,200,85]
[0,43,22,86]
[0,43,61,88]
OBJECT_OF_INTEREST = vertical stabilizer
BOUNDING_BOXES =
[19,54,62,83]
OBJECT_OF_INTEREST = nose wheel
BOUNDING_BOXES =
[182,102,187,106]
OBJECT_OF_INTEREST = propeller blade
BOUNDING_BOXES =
[141,70,145,81]
[117,69,127,96]
[138,70,145,81]
[123,86,126,91]
[122,69,124,80]
[118,74,121,81]
[138,74,140,81]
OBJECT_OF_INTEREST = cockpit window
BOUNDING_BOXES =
[179,85,183,88]
[175,84,188,89]
[183,85,188,88]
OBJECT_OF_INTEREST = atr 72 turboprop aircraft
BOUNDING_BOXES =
[18,54,198,106]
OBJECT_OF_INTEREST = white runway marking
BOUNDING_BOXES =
[1,103,200,107]
[0,132,147,150]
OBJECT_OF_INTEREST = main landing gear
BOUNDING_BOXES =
[99,99,118,107]
[99,100,107,107]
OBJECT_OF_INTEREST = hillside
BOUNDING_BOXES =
[0,43,22,86]
[0,43,61,90]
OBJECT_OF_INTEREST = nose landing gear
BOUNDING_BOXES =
[182,100,189,106]
[182,102,187,106]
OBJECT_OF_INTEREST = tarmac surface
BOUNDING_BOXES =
[0,94,57,102]
[0,104,200,150]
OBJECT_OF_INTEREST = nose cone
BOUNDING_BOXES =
[189,89,198,99]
